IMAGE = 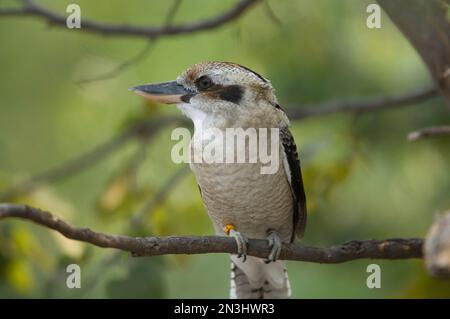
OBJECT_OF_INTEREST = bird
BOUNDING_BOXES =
[130,62,307,299]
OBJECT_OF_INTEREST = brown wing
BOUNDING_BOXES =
[280,127,307,242]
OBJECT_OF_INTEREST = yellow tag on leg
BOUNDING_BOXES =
[223,224,236,235]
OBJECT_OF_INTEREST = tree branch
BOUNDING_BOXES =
[288,86,438,120]
[262,0,282,27]
[0,0,260,39]
[77,41,156,84]
[408,125,450,142]
[0,204,423,263]
[76,0,183,84]
[377,0,450,107]
[164,0,183,27]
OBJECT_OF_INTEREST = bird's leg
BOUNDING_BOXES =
[265,229,282,264]
[224,224,248,262]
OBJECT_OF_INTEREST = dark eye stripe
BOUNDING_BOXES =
[218,85,244,104]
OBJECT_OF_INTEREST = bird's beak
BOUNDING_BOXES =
[129,81,192,104]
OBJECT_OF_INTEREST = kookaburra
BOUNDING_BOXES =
[130,62,307,299]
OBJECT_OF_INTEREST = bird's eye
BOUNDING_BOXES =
[196,75,214,91]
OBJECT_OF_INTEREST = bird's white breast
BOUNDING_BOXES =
[189,129,294,241]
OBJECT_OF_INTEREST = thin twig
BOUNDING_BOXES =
[288,86,438,120]
[408,125,450,142]
[122,136,153,195]
[76,0,182,84]
[0,0,261,39]
[77,41,155,84]
[263,0,282,27]
[0,7,24,15]
[0,204,423,263]
[164,0,183,26]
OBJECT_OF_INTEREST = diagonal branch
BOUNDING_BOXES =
[131,165,191,227]
[0,116,187,202]
[0,204,423,263]
[262,0,282,27]
[76,0,182,84]
[77,41,156,84]
[0,0,261,39]
[164,0,183,27]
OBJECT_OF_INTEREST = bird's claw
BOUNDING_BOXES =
[229,229,249,262]
[265,229,282,263]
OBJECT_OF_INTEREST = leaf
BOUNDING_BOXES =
[51,232,85,259]
[98,172,131,212]
[96,170,150,220]
[5,259,34,294]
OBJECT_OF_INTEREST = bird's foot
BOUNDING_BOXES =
[224,224,248,262]
[265,229,282,263]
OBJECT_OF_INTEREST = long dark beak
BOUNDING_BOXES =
[129,81,192,104]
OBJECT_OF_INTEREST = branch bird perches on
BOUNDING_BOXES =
[0,204,423,263]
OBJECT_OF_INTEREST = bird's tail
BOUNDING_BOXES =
[230,256,291,299]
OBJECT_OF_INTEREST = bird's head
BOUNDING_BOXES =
[130,62,289,129]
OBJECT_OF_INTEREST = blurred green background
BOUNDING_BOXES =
[0,0,449,298]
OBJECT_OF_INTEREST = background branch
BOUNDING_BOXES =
[408,125,450,142]
[0,204,423,263]
[0,0,260,39]
[262,0,282,27]
[0,116,187,202]
[76,0,182,84]
[288,86,438,120]
[77,41,156,84]
[164,0,183,27]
